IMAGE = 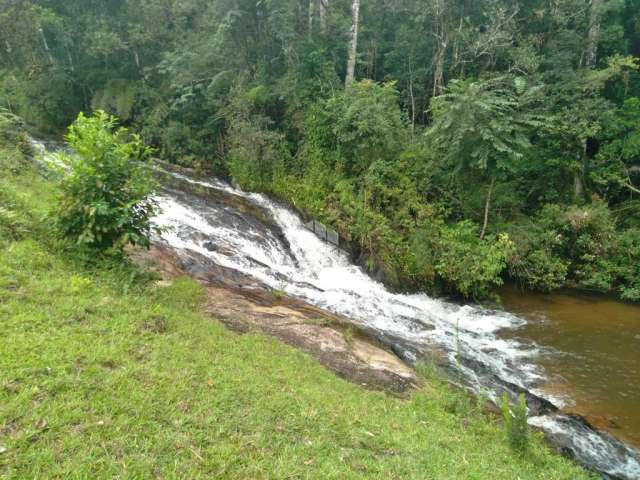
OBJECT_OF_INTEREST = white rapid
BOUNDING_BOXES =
[152,167,640,480]
[154,172,543,392]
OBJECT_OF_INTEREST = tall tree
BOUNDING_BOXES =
[426,77,540,238]
[345,0,360,86]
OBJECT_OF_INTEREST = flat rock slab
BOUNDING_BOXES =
[131,245,419,393]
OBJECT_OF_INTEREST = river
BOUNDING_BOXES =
[500,286,640,452]
[29,139,640,479]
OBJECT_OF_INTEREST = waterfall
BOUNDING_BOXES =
[153,168,640,480]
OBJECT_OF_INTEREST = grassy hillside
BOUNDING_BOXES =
[0,149,591,478]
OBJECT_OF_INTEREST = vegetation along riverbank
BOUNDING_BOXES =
[1,0,639,301]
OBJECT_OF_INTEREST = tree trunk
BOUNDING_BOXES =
[66,44,75,72]
[38,26,54,65]
[585,0,602,68]
[574,170,585,200]
[574,0,602,199]
[574,139,587,201]
[408,56,416,135]
[308,0,315,36]
[432,44,445,96]
[133,49,142,73]
[318,0,329,34]
[345,0,360,86]
[431,0,446,97]
[480,176,496,240]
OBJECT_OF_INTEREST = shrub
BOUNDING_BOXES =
[305,80,408,176]
[615,228,640,300]
[54,110,160,252]
[225,86,291,191]
[0,108,24,143]
[507,220,569,292]
[500,393,529,455]
[508,201,618,293]
[434,222,514,299]
[594,227,640,301]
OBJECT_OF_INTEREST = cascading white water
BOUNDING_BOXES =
[154,175,543,391]
[27,137,640,479]
[152,168,640,480]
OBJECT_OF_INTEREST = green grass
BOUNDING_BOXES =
[0,151,591,479]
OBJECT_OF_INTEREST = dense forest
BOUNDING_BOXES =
[1,0,639,300]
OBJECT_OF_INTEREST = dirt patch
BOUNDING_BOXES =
[132,245,419,393]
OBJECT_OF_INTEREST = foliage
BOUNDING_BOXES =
[592,97,640,202]
[0,108,24,143]
[507,202,617,292]
[0,205,28,241]
[586,226,640,301]
[412,221,514,299]
[1,0,639,300]
[500,393,530,455]
[225,86,291,190]
[91,79,140,122]
[307,81,408,175]
[426,76,540,175]
[54,111,160,252]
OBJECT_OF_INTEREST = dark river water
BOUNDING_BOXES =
[500,285,640,450]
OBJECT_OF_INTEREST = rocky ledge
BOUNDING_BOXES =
[131,244,419,394]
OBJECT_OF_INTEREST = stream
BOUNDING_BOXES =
[30,139,640,479]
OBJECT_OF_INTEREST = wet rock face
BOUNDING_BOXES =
[133,245,420,393]
[533,415,638,480]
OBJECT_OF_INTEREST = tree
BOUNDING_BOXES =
[54,110,160,252]
[307,80,408,175]
[593,97,640,199]
[426,76,540,238]
[345,0,360,86]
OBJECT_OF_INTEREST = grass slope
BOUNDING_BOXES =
[0,153,591,479]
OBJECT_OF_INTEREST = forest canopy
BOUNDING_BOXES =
[1,0,639,300]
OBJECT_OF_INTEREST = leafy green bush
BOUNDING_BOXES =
[0,205,29,241]
[500,393,529,455]
[508,248,569,292]
[54,110,160,252]
[225,86,291,191]
[593,228,640,301]
[507,217,569,292]
[508,202,617,293]
[0,108,24,142]
[0,108,34,175]
[434,222,514,299]
[226,116,290,191]
[412,221,514,299]
[614,228,640,300]
[305,80,408,176]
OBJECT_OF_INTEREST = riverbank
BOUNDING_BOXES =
[0,146,592,478]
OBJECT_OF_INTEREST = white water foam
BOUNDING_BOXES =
[27,137,68,170]
[529,415,640,478]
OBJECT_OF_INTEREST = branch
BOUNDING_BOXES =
[623,182,640,194]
